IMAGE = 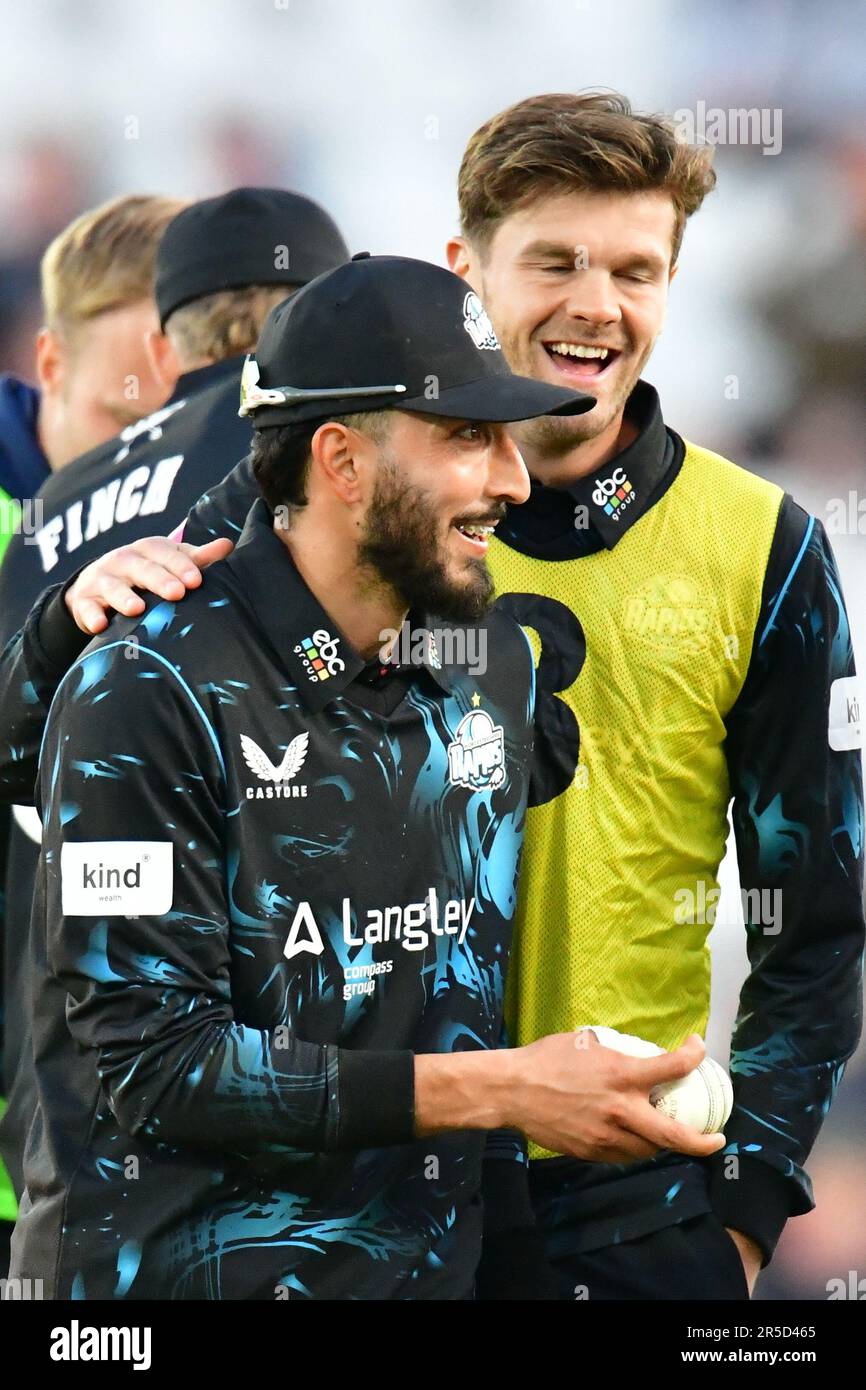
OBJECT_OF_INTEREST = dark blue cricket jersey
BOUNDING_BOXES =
[11,497,535,1299]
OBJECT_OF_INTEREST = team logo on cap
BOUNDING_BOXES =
[294,628,345,682]
[447,708,506,791]
[462,292,501,352]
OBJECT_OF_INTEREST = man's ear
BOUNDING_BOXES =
[146,329,182,393]
[35,327,66,395]
[446,236,470,280]
[309,421,367,507]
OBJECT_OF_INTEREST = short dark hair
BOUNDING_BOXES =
[251,411,390,519]
[459,91,716,265]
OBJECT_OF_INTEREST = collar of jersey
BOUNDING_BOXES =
[498,380,678,558]
[226,497,454,710]
[166,354,246,406]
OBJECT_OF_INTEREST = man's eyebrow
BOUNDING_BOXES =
[518,240,576,260]
[518,241,668,274]
[616,252,668,274]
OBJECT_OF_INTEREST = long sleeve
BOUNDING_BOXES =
[708,496,865,1261]
[178,455,257,546]
[39,638,415,1157]
[0,580,89,805]
[0,457,258,805]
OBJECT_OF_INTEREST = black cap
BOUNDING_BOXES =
[154,187,350,329]
[238,254,595,426]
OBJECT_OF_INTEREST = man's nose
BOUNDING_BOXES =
[563,267,621,325]
[489,429,531,505]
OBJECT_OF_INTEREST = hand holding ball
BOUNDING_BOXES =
[586,1026,733,1134]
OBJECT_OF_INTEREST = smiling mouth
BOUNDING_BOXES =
[543,341,622,379]
[452,519,499,553]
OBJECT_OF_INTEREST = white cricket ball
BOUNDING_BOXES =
[582,1025,733,1133]
[649,1057,733,1133]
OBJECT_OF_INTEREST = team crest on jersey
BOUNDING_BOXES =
[447,708,505,791]
[294,629,345,682]
[462,292,501,351]
[241,730,309,798]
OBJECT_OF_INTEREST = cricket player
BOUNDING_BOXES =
[10,256,721,1299]
[0,195,184,560]
[447,92,864,1298]
[0,188,350,1211]
[0,192,183,1270]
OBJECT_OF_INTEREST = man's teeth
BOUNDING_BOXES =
[456,523,496,540]
[548,342,610,360]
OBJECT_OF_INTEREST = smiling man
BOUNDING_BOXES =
[447,92,864,1300]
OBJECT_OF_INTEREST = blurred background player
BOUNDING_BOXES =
[0,192,183,1273]
[0,187,349,1270]
[0,195,184,561]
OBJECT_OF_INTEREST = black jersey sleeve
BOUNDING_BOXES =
[39,639,416,1156]
[710,496,865,1262]
[0,454,258,805]
[476,1128,559,1299]
[180,455,257,546]
[0,578,89,804]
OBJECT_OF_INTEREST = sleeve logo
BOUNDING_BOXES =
[60,841,173,916]
[829,676,863,751]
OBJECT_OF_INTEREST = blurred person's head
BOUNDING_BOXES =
[151,284,295,388]
[148,187,350,393]
[448,92,716,481]
[36,194,185,470]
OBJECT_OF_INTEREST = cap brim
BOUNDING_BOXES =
[244,372,595,429]
[396,373,595,422]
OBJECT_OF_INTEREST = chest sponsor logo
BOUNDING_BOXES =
[591,465,635,519]
[462,291,500,351]
[60,841,173,916]
[829,676,862,751]
[447,709,505,790]
[283,887,475,960]
[294,628,344,683]
[342,958,394,1002]
[622,574,713,652]
[241,731,309,797]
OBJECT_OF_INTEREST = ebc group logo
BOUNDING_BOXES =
[591,466,635,519]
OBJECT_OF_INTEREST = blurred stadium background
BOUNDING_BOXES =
[1,0,863,1299]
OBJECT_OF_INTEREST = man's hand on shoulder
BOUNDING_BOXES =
[65,536,234,634]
